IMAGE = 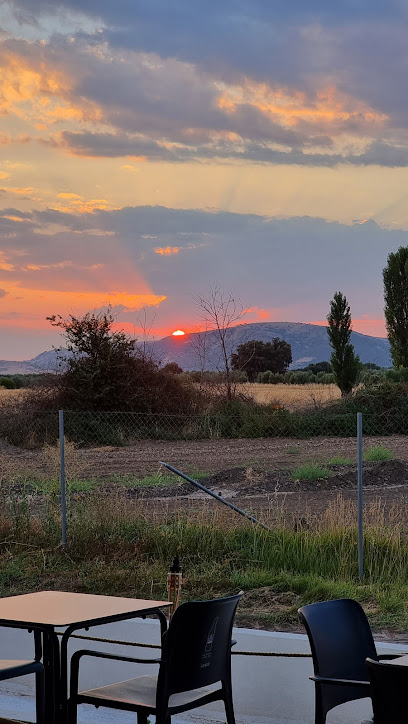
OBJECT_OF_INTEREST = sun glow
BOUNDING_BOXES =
[172,330,185,336]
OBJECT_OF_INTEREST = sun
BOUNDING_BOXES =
[172,329,185,336]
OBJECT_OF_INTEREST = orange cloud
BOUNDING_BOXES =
[0,253,15,271]
[0,47,99,129]
[216,80,387,132]
[0,187,35,196]
[154,246,180,255]
[52,197,110,214]
[0,283,167,331]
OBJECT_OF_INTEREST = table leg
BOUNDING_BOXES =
[42,629,61,724]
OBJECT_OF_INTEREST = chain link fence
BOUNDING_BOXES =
[1,406,408,448]
[0,404,406,549]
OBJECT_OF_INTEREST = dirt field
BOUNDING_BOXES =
[2,434,408,522]
[240,383,341,410]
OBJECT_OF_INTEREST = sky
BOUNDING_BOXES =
[1,1,408,359]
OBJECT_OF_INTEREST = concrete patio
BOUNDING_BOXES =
[0,618,404,724]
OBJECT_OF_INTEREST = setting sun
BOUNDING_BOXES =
[172,330,185,336]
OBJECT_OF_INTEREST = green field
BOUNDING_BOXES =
[1,493,408,634]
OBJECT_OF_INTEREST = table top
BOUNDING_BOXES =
[384,654,408,666]
[0,591,170,627]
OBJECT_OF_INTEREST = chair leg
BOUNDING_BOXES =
[68,698,78,724]
[35,668,45,724]
[315,690,327,724]
[223,683,236,724]
[137,713,149,724]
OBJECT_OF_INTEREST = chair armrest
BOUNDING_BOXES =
[72,649,162,666]
[70,649,162,700]
[311,675,369,687]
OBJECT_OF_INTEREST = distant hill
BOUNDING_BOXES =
[0,322,392,375]
[145,322,392,370]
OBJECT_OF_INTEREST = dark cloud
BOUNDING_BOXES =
[48,131,408,168]
[2,2,408,167]
[1,203,406,305]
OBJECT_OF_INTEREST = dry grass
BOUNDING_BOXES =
[0,388,26,401]
[240,383,341,410]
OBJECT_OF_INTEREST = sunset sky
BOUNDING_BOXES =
[1,1,408,359]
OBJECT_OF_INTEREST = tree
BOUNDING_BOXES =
[383,246,408,368]
[231,338,292,382]
[303,361,332,374]
[161,362,183,374]
[326,292,361,396]
[45,309,197,412]
[193,284,245,401]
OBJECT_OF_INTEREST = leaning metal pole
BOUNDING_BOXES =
[160,461,270,531]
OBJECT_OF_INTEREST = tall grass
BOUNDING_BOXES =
[1,493,408,629]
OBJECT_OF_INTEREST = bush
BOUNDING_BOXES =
[0,377,16,389]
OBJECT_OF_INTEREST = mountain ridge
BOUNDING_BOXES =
[0,322,392,374]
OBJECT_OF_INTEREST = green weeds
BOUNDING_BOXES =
[363,445,394,462]
[291,462,332,481]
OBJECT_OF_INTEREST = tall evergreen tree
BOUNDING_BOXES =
[383,246,408,368]
[327,292,361,396]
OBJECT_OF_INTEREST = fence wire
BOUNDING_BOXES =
[1,407,408,449]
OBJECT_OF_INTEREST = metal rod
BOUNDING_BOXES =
[357,412,363,580]
[159,461,270,531]
[59,410,67,548]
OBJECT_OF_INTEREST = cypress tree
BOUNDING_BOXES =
[327,291,361,396]
[383,246,408,368]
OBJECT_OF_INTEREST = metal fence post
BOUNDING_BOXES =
[59,410,67,548]
[357,412,363,580]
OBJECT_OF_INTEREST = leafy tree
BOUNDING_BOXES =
[231,338,292,382]
[303,361,332,374]
[0,377,16,389]
[326,292,361,396]
[383,246,408,368]
[45,309,198,412]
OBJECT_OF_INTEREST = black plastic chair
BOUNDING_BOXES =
[366,657,408,723]
[0,629,44,724]
[298,598,398,724]
[69,593,242,724]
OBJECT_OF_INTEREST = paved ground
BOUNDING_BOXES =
[0,621,405,724]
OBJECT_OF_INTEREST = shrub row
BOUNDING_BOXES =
[0,400,406,448]
[257,370,335,384]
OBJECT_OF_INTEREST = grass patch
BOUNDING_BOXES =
[286,446,300,455]
[363,445,394,462]
[327,456,353,466]
[291,462,332,482]
[2,493,408,631]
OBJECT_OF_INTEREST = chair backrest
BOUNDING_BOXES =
[298,599,377,682]
[158,593,242,696]
[366,657,408,722]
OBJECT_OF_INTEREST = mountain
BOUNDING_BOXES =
[146,322,392,370]
[0,322,392,375]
